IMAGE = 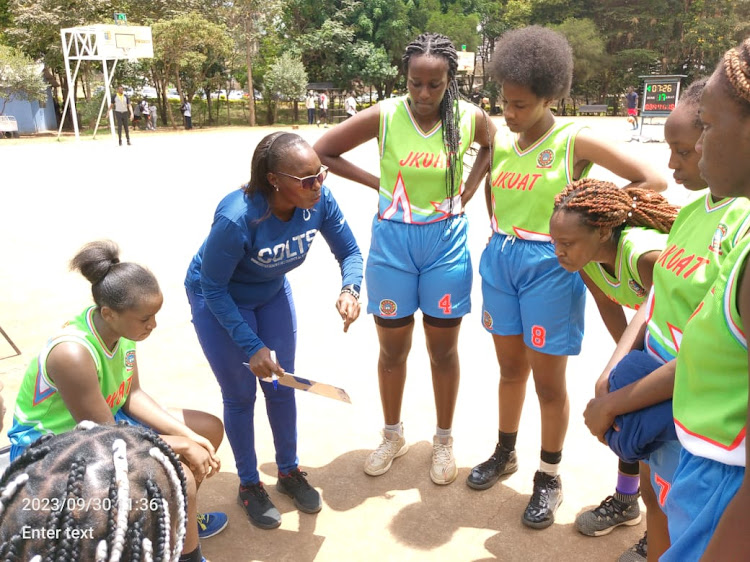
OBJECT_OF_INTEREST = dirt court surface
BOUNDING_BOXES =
[0,116,683,561]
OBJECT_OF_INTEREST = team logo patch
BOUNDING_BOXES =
[125,350,136,372]
[482,310,494,330]
[379,299,397,317]
[708,223,728,255]
[628,279,647,298]
[536,149,555,169]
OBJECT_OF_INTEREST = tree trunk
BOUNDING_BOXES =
[165,65,176,127]
[245,20,256,126]
[206,89,214,124]
[293,99,299,122]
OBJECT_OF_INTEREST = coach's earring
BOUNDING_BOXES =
[274,184,279,191]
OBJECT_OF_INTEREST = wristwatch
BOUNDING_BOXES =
[340,284,360,301]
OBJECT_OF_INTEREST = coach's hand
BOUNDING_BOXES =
[248,347,285,380]
[336,292,360,333]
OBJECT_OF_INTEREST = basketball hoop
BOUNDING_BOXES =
[121,48,139,65]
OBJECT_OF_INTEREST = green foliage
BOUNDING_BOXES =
[265,52,308,101]
[0,45,47,115]
[343,41,398,88]
[4,0,750,129]
[554,18,607,83]
[426,4,480,51]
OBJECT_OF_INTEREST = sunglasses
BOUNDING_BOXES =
[276,165,328,190]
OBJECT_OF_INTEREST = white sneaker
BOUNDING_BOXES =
[364,430,408,476]
[430,436,458,485]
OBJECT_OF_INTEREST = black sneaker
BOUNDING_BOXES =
[618,531,647,562]
[276,468,322,514]
[238,482,281,529]
[522,471,563,529]
[466,444,518,490]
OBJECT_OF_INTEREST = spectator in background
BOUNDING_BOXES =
[317,91,329,128]
[150,102,158,131]
[133,98,142,129]
[140,99,152,130]
[109,85,133,146]
[306,91,316,125]
[626,86,639,130]
[470,87,482,106]
[345,92,358,119]
[183,99,193,130]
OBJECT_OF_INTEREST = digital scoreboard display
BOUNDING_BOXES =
[643,82,678,114]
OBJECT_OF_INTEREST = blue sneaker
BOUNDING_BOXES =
[197,511,228,539]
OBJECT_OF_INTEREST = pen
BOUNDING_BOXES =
[269,350,279,391]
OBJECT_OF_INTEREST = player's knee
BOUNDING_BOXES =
[379,345,411,369]
[426,344,458,367]
[201,413,224,449]
[182,462,198,501]
[533,379,566,404]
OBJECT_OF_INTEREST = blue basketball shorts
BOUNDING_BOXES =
[661,450,744,561]
[366,214,472,320]
[644,439,683,514]
[479,234,586,355]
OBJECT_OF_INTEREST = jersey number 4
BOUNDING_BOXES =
[439,294,452,315]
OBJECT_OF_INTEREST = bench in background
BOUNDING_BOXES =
[578,104,608,116]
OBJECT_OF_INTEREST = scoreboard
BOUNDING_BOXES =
[642,80,681,116]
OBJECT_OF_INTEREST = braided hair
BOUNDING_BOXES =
[679,77,709,128]
[553,179,679,235]
[0,422,187,562]
[403,33,462,215]
[719,37,750,116]
[70,240,160,313]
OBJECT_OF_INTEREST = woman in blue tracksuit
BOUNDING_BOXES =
[185,132,363,530]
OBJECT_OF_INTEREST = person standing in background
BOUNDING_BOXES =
[318,91,329,128]
[150,102,158,131]
[183,99,193,130]
[306,91,316,125]
[345,92,358,119]
[109,85,133,146]
[626,86,639,130]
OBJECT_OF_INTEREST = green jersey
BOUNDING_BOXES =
[8,306,136,449]
[583,227,667,310]
[645,193,750,363]
[378,96,475,224]
[673,235,750,467]
[489,121,591,241]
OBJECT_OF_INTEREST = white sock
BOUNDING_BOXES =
[384,422,403,437]
[539,460,560,476]
[436,426,452,443]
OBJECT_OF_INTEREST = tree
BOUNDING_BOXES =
[0,45,47,115]
[426,3,480,53]
[152,13,231,126]
[342,41,397,100]
[553,18,607,109]
[264,52,307,124]
[224,0,283,126]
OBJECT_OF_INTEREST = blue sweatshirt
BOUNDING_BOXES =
[185,186,363,358]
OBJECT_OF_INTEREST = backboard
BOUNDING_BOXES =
[95,24,153,60]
